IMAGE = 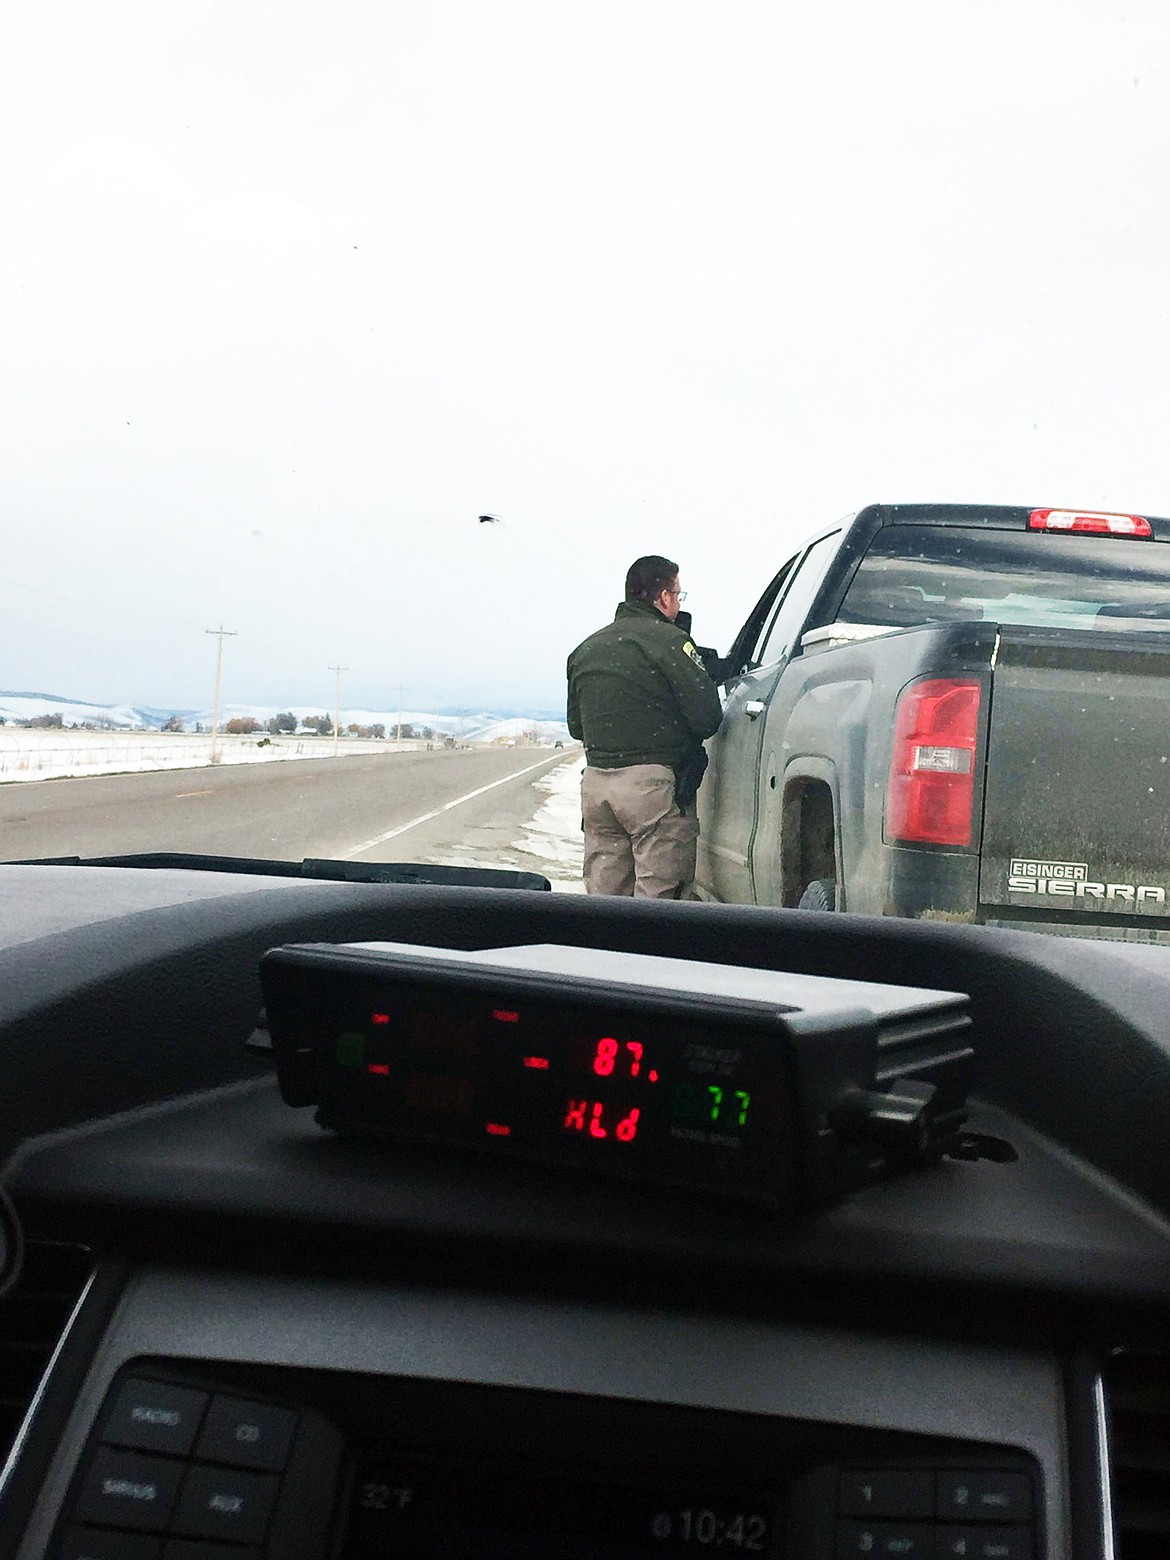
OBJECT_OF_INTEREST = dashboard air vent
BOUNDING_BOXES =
[0,1240,92,1469]
[1108,1350,1170,1558]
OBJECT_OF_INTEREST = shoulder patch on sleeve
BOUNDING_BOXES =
[682,639,704,667]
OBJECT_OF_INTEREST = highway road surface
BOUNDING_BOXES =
[0,747,584,885]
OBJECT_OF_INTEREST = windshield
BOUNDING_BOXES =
[837,527,1170,633]
[3,5,1170,938]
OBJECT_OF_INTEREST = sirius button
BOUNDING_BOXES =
[75,1450,184,1531]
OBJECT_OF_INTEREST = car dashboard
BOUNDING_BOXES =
[3,863,1170,1560]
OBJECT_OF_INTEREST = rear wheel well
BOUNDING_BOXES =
[779,777,836,907]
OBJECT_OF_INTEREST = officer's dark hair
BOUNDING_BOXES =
[625,555,679,605]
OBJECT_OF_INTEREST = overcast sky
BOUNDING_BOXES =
[3,2,1169,714]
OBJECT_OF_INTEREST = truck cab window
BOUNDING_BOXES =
[754,532,841,668]
[722,555,800,678]
[837,526,1170,632]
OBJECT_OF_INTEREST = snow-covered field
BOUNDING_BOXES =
[0,691,570,746]
[0,728,430,783]
[0,688,570,784]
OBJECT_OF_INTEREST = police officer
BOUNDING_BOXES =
[566,555,723,898]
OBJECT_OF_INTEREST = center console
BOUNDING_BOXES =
[14,1269,1064,1560]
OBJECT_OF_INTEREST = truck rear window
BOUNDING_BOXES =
[837,525,1170,633]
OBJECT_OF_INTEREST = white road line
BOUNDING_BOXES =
[341,753,570,859]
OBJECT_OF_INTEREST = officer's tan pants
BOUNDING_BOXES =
[581,763,699,899]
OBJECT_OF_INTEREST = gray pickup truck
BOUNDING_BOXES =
[696,502,1170,941]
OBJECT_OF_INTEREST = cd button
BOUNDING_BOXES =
[193,1395,297,1472]
[839,1470,934,1518]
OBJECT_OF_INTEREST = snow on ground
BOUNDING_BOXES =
[513,755,586,887]
[456,715,569,744]
[0,729,430,783]
[0,691,570,745]
[0,693,151,729]
[426,754,586,892]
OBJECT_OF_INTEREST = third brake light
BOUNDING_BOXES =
[1028,509,1152,537]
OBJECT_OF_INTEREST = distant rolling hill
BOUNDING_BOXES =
[0,691,570,744]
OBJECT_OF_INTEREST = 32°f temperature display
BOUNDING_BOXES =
[269,964,796,1204]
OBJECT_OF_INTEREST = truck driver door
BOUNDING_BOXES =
[699,533,841,903]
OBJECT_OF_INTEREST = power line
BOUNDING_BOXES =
[394,683,409,743]
[205,626,237,762]
[328,663,349,757]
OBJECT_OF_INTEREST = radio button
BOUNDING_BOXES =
[101,1381,209,1458]
[839,1470,934,1518]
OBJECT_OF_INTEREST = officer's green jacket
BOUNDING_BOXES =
[566,600,723,769]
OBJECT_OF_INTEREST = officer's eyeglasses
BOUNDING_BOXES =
[667,588,688,602]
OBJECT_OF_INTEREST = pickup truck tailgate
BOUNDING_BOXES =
[979,627,1170,921]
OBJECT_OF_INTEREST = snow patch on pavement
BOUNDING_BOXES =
[513,755,585,890]
[423,754,586,892]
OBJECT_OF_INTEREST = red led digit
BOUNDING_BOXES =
[589,1102,608,1138]
[492,1010,520,1023]
[522,1056,550,1070]
[563,1099,587,1132]
[370,1013,390,1026]
[485,1122,512,1137]
[593,1038,618,1076]
[625,1041,643,1077]
[615,1108,640,1141]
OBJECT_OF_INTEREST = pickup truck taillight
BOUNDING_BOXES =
[886,678,982,846]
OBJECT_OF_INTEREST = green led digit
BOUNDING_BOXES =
[707,1084,723,1121]
[734,1090,751,1127]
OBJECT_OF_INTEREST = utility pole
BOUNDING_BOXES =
[394,683,409,744]
[328,664,348,757]
[205,626,237,764]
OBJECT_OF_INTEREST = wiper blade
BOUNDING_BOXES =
[4,851,552,891]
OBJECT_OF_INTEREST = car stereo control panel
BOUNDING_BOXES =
[49,1367,342,1559]
[48,1361,1042,1560]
